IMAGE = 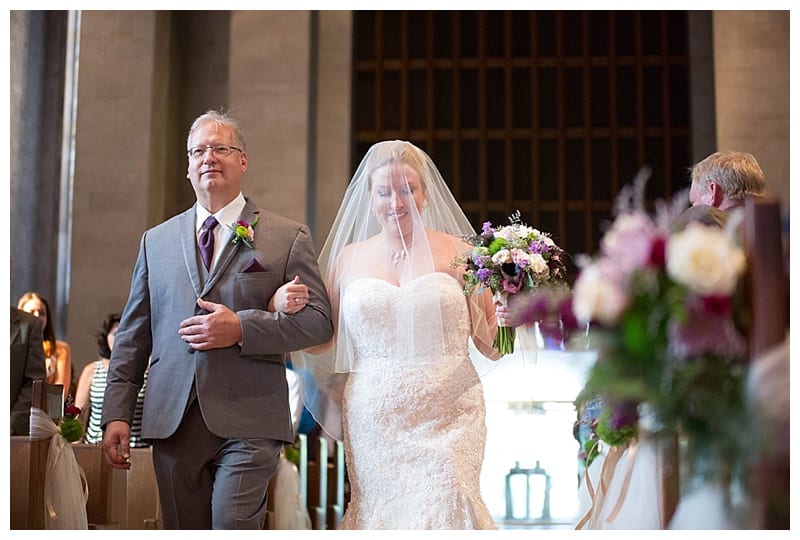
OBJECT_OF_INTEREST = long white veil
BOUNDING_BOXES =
[291,140,501,441]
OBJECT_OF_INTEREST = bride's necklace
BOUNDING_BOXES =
[382,236,408,268]
[388,247,407,268]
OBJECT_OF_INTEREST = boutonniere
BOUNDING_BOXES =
[229,216,260,248]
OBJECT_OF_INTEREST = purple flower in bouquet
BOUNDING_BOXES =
[476,268,492,282]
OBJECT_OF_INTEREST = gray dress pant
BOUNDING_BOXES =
[151,397,282,529]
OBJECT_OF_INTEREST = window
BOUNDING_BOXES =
[353,10,691,275]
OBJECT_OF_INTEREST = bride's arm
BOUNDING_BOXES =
[467,286,503,361]
[444,235,503,360]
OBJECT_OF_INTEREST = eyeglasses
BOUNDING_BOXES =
[187,145,242,159]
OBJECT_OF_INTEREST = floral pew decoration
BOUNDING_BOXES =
[515,175,752,529]
[29,399,89,529]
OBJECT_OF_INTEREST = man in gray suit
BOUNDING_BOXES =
[10,306,47,435]
[101,110,333,529]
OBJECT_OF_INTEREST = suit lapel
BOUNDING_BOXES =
[199,199,261,297]
[180,206,204,299]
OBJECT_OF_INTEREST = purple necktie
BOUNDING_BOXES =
[199,215,218,270]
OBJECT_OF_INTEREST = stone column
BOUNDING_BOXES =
[227,10,352,247]
[228,11,313,225]
[67,11,171,373]
[712,10,789,213]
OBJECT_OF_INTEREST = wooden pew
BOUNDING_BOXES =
[659,434,680,528]
[296,433,309,512]
[304,435,348,530]
[72,444,126,528]
[10,381,63,529]
[9,381,133,529]
[327,439,346,530]
[126,446,162,529]
[742,196,789,529]
[306,436,328,529]
[743,196,788,356]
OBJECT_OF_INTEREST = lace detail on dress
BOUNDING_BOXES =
[338,272,496,529]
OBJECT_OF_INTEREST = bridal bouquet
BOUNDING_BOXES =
[571,180,750,482]
[453,211,567,354]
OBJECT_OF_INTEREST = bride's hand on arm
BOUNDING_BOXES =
[267,276,309,314]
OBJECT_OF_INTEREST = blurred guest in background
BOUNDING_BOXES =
[673,150,766,230]
[75,312,149,446]
[17,292,73,398]
[10,306,47,435]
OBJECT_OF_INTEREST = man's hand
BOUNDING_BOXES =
[179,298,243,350]
[102,420,132,470]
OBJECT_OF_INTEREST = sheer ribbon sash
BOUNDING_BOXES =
[29,407,89,529]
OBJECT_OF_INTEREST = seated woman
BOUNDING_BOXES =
[17,292,72,398]
[75,313,150,446]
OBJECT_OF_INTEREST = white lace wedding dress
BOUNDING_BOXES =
[338,272,496,529]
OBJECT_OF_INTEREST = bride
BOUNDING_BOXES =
[292,140,512,529]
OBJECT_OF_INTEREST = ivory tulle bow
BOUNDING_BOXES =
[29,407,89,529]
[576,436,667,529]
[271,454,312,529]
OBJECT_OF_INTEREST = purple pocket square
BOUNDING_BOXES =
[241,258,267,273]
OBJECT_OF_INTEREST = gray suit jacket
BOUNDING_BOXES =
[101,198,333,443]
[10,307,47,435]
[672,204,729,231]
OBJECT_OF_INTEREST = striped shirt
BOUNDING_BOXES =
[84,360,149,447]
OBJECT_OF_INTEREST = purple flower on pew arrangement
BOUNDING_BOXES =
[513,284,584,350]
[228,216,259,249]
[570,170,750,482]
[59,401,84,443]
[595,401,640,447]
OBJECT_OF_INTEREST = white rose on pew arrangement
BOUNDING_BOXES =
[665,222,746,296]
